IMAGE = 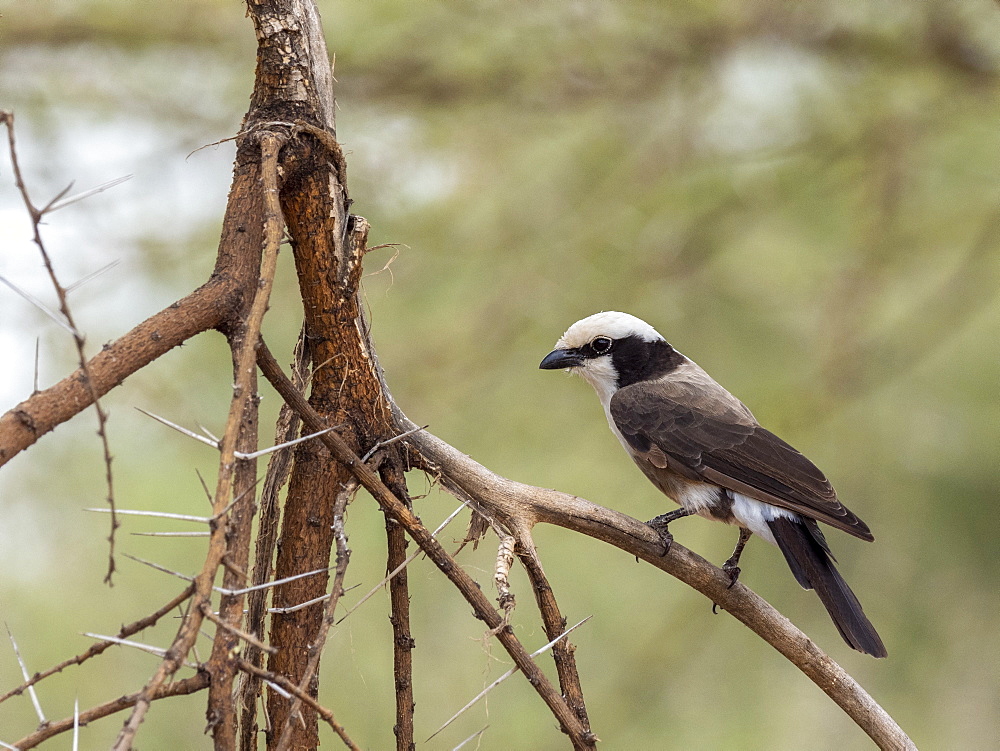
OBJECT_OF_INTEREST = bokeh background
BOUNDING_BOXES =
[2,1,999,748]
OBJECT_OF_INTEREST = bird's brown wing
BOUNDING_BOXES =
[610,378,873,540]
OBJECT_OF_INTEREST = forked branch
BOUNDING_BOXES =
[256,342,598,750]
[391,411,916,751]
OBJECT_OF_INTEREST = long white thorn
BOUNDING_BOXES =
[336,503,465,624]
[360,423,428,463]
[137,407,335,460]
[219,566,335,596]
[44,174,133,214]
[426,616,592,742]
[0,275,74,334]
[6,623,45,724]
[123,553,195,582]
[86,507,211,524]
[73,696,80,751]
[452,726,489,750]
[135,407,219,449]
[235,426,335,460]
[65,260,121,294]
[82,633,199,670]
[268,592,330,615]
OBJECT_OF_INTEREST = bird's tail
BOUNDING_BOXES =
[768,516,887,658]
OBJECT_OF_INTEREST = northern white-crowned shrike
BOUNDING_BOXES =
[540,311,886,657]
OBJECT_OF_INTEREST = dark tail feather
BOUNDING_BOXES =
[769,517,887,658]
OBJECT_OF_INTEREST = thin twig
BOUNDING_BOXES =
[13,672,209,749]
[0,586,193,706]
[236,659,361,750]
[382,460,416,751]
[1,110,121,584]
[427,617,593,742]
[202,606,276,655]
[335,503,465,624]
[517,539,591,731]
[274,481,356,750]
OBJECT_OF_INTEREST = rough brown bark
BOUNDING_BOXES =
[256,344,598,750]
[256,15,397,738]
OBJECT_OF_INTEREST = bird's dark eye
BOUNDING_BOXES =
[590,337,613,355]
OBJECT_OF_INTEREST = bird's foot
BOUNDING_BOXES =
[646,510,689,556]
[647,522,674,557]
[721,528,752,589]
[721,559,741,589]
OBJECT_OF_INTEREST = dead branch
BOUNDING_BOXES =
[273,479,355,750]
[111,130,285,751]
[2,110,120,581]
[0,585,193,706]
[516,543,591,732]
[202,128,285,750]
[381,461,416,751]
[236,659,360,751]
[256,341,598,750]
[238,332,309,750]
[12,672,209,750]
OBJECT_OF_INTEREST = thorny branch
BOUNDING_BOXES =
[236,659,360,751]
[238,331,309,750]
[111,131,287,751]
[381,461,416,751]
[255,341,598,750]
[12,673,210,750]
[0,586,193,707]
[1,110,119,584]
[517,543,591,731]
[273,479,356,750]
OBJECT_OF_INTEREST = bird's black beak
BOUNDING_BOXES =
[539,348,583,370]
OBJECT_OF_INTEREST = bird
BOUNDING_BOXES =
[539,311,886,657]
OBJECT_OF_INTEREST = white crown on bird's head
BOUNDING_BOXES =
[554,311,664,350]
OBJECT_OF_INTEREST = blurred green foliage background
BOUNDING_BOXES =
[2,1,999,748]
